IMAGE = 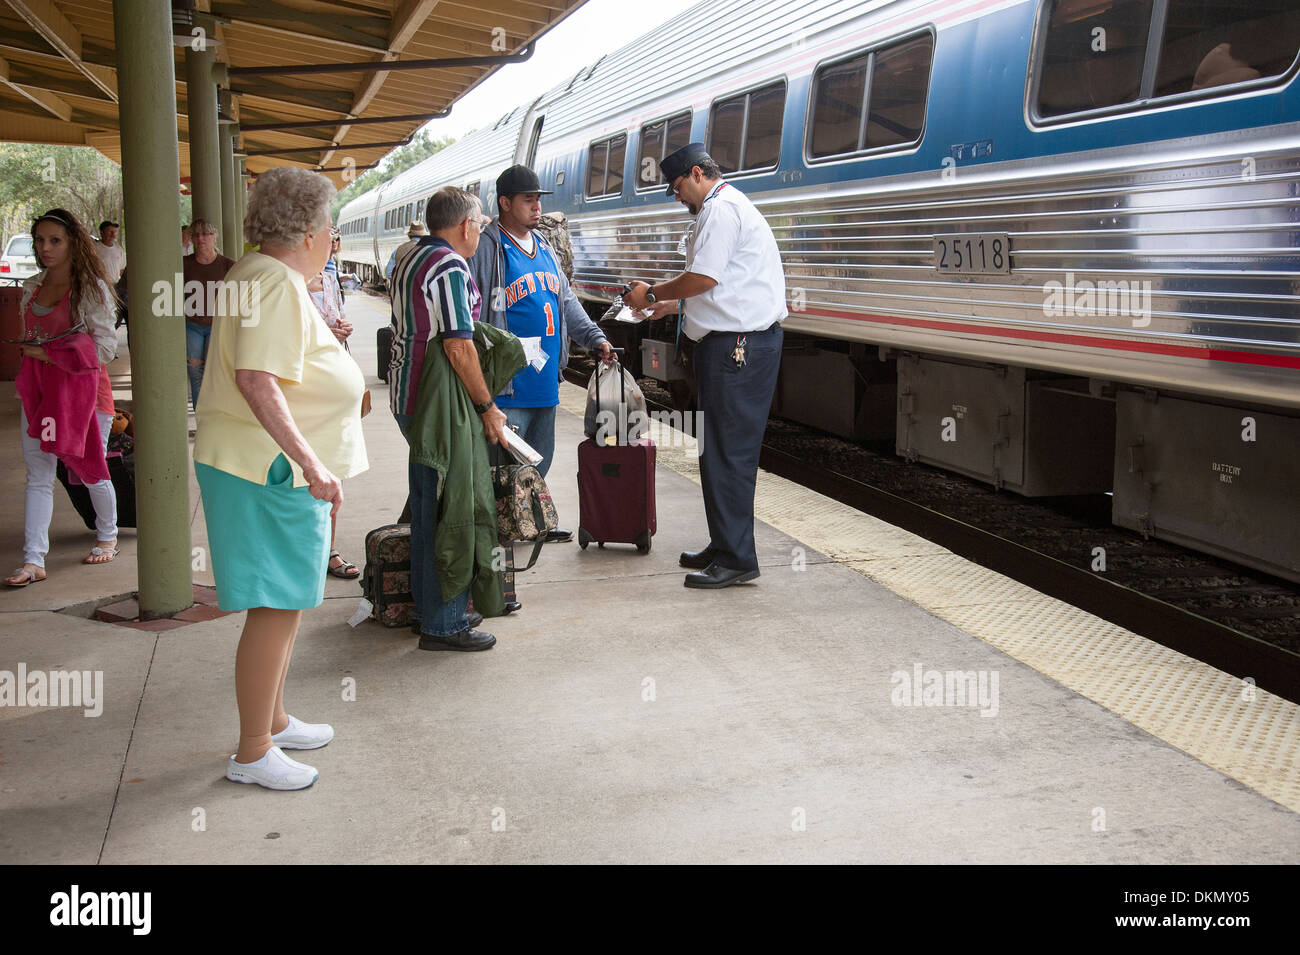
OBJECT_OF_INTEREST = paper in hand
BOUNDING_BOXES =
[519,336,549,372]
[610,305,650,323]
[502,427,544,466]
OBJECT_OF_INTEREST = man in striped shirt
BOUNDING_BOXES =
[388,190,506,445]
[390,187,510,651]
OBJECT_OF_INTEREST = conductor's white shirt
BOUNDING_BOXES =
[682,181,787,341]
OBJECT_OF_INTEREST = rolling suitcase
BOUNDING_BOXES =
[577,438,656,553]
[377,325,394,382]
[577,351,656,553]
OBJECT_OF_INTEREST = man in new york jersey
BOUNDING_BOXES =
[469,164,612,544]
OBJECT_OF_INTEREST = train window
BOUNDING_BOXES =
[1034,0,1298,120]
[1156,0,1300,97]
[811,53,867,158]
[637,111,692,188]
[710,96,745,173]
[1037,0,1151,117]
[384,210,391,230]
[586,133,626,198]
[709,81,786,174]
[809,33,932,160]
[587,141,606,196]
[866,35,932,149]
[606,136,625,195]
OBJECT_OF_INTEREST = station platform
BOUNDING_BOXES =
[2,294,1298,864]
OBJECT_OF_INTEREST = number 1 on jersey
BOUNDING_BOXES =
[544,302,555,336]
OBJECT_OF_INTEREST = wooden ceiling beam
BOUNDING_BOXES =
[319,0,440,169]
[5,0,118,101]
[0,52,72,120]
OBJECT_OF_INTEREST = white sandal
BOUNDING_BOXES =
[4,566,47,587]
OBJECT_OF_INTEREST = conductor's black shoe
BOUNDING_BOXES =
[683,563,760,589]
[544,528,574,543]
[417,628,497,652]
[679,546,719,569]
[412,610,482,635]
[503,601,522,614]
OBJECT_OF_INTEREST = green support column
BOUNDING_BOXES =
[184,40,221,228]
[114,0,192,616]
[219,124,239,257]
[238,160,249,255]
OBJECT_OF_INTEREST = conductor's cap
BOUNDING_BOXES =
[660,142,713,196]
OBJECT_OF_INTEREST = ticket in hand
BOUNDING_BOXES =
[502,427,544,467]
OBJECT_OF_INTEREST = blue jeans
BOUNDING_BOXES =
[500,405,557,477]
[408,460,471,636]
[186,322,211,408]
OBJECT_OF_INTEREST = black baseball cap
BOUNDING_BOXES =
[496,164,552,197]
[660,142,712,196]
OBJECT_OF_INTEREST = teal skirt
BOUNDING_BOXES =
[195,454,331,611]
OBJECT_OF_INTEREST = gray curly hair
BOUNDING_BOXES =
[244,167,335,248]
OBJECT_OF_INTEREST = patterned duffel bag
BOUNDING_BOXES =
[361,523,413,627]
[492,464,557,571]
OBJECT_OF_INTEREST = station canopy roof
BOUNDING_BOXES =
[0,0,590,187]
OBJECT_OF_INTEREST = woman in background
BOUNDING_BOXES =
[6,208,119,587]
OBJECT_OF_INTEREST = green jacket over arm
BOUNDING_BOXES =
[408,322,526,613]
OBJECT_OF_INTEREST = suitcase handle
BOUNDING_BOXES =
[594,346,629,442]
[595,345,626,404]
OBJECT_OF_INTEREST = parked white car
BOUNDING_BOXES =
[1,234,39,280]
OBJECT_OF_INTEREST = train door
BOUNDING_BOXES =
[369,183,387,280]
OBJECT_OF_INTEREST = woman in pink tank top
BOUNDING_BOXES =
[5,208,121,587]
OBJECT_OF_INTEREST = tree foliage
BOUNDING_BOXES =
[0,144,126,247]
[329,131,455,221]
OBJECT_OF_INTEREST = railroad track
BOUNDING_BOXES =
[564,360,1300,705]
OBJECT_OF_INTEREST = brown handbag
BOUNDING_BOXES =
[360,389,372,418]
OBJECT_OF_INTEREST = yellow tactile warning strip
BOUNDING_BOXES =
[559,383,1300,813]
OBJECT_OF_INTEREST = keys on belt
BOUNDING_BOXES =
[732,334,747,367]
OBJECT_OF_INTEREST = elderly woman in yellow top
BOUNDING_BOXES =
[194,166,368,791]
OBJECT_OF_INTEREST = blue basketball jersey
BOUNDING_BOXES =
[496,229,563,409]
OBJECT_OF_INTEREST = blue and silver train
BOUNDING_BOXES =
[339,0,1300,583]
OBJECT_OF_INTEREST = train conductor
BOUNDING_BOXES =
[624,142,787,589]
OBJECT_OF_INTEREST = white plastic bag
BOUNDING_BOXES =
[584,359,648,443]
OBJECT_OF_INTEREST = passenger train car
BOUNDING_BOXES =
[339,0,1300,583]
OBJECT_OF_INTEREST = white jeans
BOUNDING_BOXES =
[20,409,118,567]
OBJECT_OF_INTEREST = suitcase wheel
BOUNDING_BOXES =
[635,530,652,555]
[578,527,593,550]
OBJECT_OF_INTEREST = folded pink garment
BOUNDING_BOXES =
[15,333,109,484]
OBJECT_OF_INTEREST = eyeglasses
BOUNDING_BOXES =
[670,175,687,197]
